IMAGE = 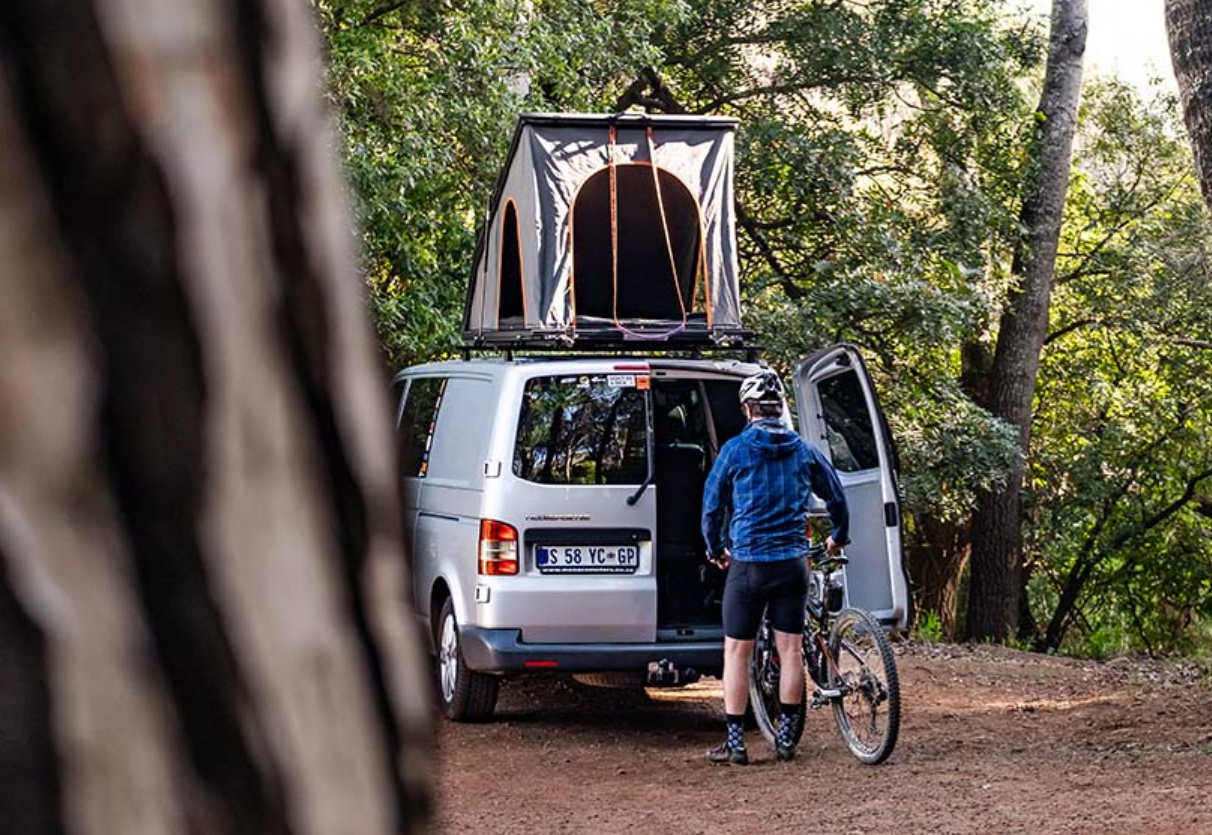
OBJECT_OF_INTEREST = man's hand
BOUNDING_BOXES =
[708,548,732,570]
[825,536,843,556]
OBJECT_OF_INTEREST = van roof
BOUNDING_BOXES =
[392,355,765,380]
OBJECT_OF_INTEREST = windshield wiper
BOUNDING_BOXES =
[626,389,655,506]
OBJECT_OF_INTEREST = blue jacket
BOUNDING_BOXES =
[702,419,849,562]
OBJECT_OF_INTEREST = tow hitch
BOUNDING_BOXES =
[646,659,700,687]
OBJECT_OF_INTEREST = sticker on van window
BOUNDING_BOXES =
[636,376,650,391]
[607,374,636,388]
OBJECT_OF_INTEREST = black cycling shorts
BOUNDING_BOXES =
[722,557,809,640]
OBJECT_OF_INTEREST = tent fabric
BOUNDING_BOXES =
[464,113,744,343]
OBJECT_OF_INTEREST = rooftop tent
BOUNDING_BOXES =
[463,113,746,345]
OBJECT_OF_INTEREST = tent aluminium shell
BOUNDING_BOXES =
[463,112,746,346]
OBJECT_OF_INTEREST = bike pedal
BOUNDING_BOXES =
[811,688,841,709]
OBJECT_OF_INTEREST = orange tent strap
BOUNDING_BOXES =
[647,126,688,322]
[605,127,689,341]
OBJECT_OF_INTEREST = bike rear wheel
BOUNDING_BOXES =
[827,608,900,764]
[747,619,807,747]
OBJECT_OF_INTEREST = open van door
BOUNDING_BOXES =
[793,345,910,629]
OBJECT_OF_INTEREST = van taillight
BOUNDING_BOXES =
[478,519,519,575]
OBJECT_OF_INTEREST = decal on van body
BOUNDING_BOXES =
[524,514,592,521]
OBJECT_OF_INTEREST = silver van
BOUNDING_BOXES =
[393,344,909,721]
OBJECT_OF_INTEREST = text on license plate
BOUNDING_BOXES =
[536,545,639,573]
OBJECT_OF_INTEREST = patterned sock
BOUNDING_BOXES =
[725,714,746,750]
[777,702,801,746]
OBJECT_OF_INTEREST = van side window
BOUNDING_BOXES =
[816,371,878,472]
[390,379,406,425]
[398,377,446,478]
[513,375,648,485]
[425,378,492,483]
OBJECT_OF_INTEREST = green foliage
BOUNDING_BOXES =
[317,2,1212,656]
[317,0,686,368]
[1027,79,1212,656]
[912,609,944,643]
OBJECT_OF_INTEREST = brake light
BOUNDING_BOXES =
[478,519,519,575]
[613,363,650,372]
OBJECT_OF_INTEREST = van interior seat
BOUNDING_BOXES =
[656,444,705,536]
[655,405,706,545]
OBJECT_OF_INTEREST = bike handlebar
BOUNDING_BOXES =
[807,542,849,570]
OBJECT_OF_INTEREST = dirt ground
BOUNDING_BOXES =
[430,643,1212,835]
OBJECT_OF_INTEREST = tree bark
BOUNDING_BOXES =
[965,0,1087,642]
[1168,0,1212,210]
[0,1,428,833]
[905,516,969,639]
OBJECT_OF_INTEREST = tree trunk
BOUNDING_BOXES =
[905,516,969,639]
[965,0,1087,642]
[1168,0,1212,210]
[0,2,428,834]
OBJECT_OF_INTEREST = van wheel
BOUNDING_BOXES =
[436,598,499,721]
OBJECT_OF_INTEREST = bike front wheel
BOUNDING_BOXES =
[827,608,900,764]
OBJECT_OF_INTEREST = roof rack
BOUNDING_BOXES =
[460,334,763,363]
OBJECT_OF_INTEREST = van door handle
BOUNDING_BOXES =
[884,502,898,527]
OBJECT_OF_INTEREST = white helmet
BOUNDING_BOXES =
[739,370,786,405]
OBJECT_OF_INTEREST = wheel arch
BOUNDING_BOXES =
[429,577,453,651]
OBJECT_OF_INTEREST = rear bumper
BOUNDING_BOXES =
[460,626,723,675]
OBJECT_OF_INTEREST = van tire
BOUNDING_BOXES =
[435,598,499,721]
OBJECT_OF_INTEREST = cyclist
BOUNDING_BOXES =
[702,369,849,764]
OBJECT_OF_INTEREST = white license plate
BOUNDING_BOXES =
[535,544,640,574]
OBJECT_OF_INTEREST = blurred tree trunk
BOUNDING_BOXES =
[965,0,1087,642]
[0,1,428,834]
[1168,0,1212,209]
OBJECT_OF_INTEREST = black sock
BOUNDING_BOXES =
[725,713,746,749]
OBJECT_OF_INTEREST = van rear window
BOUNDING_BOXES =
[513,376,648,485]
[817,370,879,472]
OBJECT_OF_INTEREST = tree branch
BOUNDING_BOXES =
[694,74,883,114]
[1054,171,1185,286]
[1042,419,1200,651]
[359,2,407,28]
[735,202,803,299]
[613,68,686,114]
[1044,317,1102,345]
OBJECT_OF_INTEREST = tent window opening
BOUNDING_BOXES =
[498,200,525,324]
[571,164,703,322]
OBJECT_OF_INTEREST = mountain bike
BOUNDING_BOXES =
[748,544,901,764]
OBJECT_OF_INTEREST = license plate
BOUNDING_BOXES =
[535,544,640,574]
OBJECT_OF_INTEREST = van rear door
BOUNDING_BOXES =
[793,345,909,628]
[487,366,659,643]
